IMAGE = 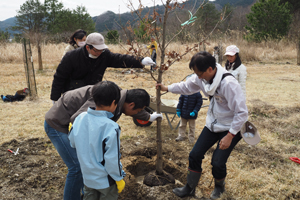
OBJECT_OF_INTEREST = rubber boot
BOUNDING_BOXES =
[210,178,225,199]
[173,170,201,198]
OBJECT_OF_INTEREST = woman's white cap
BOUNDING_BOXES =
[224,45,239,56]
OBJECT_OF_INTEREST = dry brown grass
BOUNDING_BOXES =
[0,41,300,199]
[0,36,297,64]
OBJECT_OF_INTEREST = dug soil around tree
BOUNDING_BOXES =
[0,133,215,200]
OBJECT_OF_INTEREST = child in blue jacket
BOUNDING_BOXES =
[176,75,203,143]
[69,81,125,200]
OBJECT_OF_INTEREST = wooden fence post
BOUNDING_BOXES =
[22,38,38,100]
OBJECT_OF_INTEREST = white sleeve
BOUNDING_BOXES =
[237,65,247,97]
[168,74,204,95]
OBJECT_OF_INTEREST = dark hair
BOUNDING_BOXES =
[189,51,216,72]
[151,45,155,48]
[68,29,87,45]
[225,53,242,70]
[92,81,120,107]
[125,89,150,109]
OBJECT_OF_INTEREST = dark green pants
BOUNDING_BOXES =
[83,184,118,200]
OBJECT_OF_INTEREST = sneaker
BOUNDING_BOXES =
[175,136,186,142]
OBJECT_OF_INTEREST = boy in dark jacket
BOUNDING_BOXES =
[176,75,203,143]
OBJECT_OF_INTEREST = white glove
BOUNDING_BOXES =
[149,112,163,122]
[141,57,155,65]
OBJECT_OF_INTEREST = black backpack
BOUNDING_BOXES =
[209,73,234,101]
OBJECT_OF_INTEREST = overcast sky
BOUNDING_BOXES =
[0,0,216,22]
[0,0,160,21]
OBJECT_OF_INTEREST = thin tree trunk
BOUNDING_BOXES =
[37,39,43,70]
[156,71,163,174]
[297,39,300,65]
[155,0,171,175]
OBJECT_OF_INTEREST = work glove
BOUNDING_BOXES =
[176,109,181,118]
[149,112,163,122]
[141,57,155,65]
[190,110,198,117]
[116,179,125,193]
[68,122,72,132]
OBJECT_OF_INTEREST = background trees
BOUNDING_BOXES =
[245,0,292,42]
[12,0,46,70]
[12,0,95,43]
[12,0,95,70]
[6,0,300,65]
[0,30,10,42]
[195,2,221,35]
[105,30,120,44]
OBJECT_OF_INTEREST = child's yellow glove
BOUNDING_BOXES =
[68,122,72,132]
[116,179,125,193]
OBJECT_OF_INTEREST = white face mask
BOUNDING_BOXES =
[89,54,98,59]
[77,41,86,47]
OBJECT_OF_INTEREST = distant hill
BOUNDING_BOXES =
[0,0,256,35]
[214,0,255,7]
[91,0,256,32]
[0,17,18,34]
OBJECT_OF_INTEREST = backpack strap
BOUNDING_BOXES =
[209,73,235,100]
[221,73,234,80]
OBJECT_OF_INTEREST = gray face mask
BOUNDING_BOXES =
[88,54,98,59]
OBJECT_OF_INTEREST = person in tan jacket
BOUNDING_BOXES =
[44,84,162,200]
[62,29,87,57]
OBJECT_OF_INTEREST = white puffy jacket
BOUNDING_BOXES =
[226,64,247,97]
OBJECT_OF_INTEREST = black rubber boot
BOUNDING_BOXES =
[173,170,201,198]
[210,178,225,199]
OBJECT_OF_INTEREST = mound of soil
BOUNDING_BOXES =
[0,136,209,200]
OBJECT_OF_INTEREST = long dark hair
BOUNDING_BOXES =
[225,53,242,70]
[68,29,87,45]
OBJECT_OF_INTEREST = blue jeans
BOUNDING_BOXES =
[188,126,242,179]
[44,121,83,200]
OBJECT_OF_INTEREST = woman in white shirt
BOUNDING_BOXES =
[224,45,247,97]
[62,29,87,57]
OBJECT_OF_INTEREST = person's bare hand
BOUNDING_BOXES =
[156,83,168,91]
[219,133,234,150]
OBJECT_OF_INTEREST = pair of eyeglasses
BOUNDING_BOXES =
[196,71,205,78]
[92,48,104,54]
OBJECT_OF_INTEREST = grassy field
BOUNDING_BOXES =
[0,41,300,199]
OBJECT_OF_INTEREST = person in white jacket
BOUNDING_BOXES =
[224,45,247,97]
[156,51,248,199]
